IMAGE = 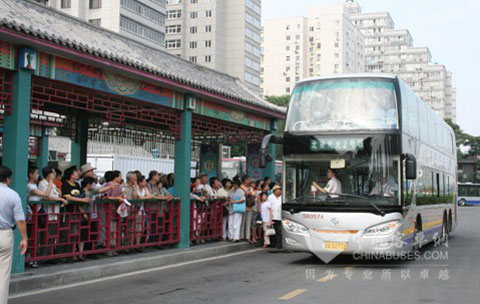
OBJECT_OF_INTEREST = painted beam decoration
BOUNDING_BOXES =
[0,40,15,70]
[196,99,271,131]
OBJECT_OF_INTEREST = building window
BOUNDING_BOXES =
[205,55,211,63]
[286,87,290,93]
[166,0,182,3]
[166,9,182,19]
[189,41,197,48]
[121,0,166,25]
[205,10,212,17]
[120,16,165,44]
[334,42,339,48]
[286,56,290,62]
[317,43,321,49]
[295,34,300,40]
[190,26,197,34]
[205,25,212,32]
[190,11,198,19]
[285,46,290,51]
[286,35,291,41]
[89,0,102,9]
[190,0,197,3]
[166,24,182,34]
[286,77,290,82]
[89,18,101,26]
[165,39,181,48]
[334,53,339,59]
[205,40,212,47]
[189,56,197,63]
[61,0,71,8]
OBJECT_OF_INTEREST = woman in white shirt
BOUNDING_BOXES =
[135,175,153,249]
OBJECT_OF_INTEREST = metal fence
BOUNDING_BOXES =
[25,198,225,262]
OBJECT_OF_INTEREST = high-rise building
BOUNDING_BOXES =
[165,0,262,94]
[39,0,166,49]
[262,4,365,97]
[348,1,457,121]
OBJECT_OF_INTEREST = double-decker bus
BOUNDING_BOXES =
[261,74,457,259]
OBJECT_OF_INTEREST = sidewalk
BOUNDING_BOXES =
[10,242,258,296]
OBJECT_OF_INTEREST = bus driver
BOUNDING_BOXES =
[312,169,342,197]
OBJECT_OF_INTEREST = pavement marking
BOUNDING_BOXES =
[317,273,338,282]
[9,248,264,299]
[344,266,354,270]
[278,289,307,300]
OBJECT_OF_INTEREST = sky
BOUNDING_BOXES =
[262,0,480,135]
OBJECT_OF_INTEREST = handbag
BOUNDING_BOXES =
[232,200,246,213]
[265,225,276,236]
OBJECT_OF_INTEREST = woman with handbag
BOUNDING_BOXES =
[260,192,274,248]
[228,180,246,242]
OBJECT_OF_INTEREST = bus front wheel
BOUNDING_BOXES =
[459,199,466,206]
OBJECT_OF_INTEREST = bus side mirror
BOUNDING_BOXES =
[259,134,283,168]
[405,153,417,180]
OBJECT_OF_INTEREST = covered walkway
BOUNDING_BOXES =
[0,0,285,273]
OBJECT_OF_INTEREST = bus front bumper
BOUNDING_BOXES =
[283,228,408,256]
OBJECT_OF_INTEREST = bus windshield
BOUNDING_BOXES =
[286,78,399,132]
[284,135,400,206]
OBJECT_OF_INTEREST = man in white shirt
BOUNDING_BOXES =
[0,166,28,304]
[267,185,282,249]
[312,169,342,198]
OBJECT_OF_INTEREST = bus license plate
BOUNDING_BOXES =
[324,242,347,251]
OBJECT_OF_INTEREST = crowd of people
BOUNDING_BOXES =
[23,163,284,267]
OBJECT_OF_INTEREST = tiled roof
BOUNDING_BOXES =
[0,0,285,116]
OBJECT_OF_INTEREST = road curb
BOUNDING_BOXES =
[10,242,256,295]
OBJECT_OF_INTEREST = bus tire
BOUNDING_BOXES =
[459,199,466,206]
[448,211,453,234]
[412,218,423,254]
[440,214,448,243]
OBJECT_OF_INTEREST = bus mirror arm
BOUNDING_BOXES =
[259,134,283,168]
[402,153,417,180]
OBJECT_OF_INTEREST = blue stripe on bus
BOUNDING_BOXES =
[403,225,442,244]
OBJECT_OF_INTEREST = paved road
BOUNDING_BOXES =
[10,207,480,304]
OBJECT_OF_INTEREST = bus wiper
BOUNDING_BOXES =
[331,193,386,216]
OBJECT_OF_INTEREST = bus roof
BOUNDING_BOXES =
[296,73,397,86]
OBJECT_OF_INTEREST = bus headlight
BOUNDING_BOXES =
[283,219,308,234]
[364,221,399,236]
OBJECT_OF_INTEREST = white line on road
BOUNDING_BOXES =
[9,248,263,299]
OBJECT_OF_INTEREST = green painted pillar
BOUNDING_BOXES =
[3,68,32,274]
[70,111,88,167]
[36,128,49,174]
[174,95,194,249]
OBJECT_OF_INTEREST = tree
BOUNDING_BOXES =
[445,119,480,158]
[266,95,290,107]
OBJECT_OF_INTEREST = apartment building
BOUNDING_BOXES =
[349,2,457,121]
[165,0,262,94]
[262,4,365,97]
[38,0,166,49]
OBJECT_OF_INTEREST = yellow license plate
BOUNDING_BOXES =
[324,242,348,251]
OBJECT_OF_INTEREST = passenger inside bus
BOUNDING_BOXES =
[369,176,394,197]
[311,168,342,197]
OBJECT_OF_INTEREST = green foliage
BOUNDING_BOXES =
[445,119,480,158]
[266,95,290,107]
